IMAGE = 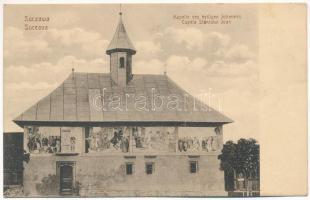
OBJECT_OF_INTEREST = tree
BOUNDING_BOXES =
[218,138,259,196]
[218,141,237,191]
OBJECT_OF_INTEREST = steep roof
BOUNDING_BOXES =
[14,73,232,127]
[106,14,136,55]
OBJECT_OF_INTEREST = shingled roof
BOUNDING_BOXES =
[14,73,232,127]
[106,14,136,55]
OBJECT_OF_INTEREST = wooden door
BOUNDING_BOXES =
[59,164,73,195]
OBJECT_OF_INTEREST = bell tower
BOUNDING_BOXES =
[106,12,136,87]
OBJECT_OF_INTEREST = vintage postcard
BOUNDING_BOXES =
[2,3,307,197]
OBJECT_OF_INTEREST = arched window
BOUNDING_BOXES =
[119,57,125,68]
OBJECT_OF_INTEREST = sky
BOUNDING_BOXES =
[3,4,259,142]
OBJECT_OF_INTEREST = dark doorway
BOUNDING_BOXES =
[3,132,23,187]
[58,162,75,195]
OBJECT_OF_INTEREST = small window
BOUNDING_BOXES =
[126,163,134,175]
[119,57,125,68]
[145,162,154,175]
[190,161,198,173]
[85,127,90,153]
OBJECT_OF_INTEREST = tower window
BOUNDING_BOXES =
[145,162,154,175]
[125,163,134,175]
[119,57,125,68]
[190,161,198,173]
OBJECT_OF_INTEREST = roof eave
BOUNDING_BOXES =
[13,120,232,128]
[106,48,136,55]
[13,120,24,129]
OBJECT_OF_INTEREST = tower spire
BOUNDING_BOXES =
[106,9,136,55]
[119,4,122,16]
[106,8,136,87]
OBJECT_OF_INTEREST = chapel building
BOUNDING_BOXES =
[14,12,232,197]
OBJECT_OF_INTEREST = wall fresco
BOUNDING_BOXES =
[132,127,177,153]
[178,136,219,152]
[177,127,221,153]
[60,127,83,153]
[87,127,130,153]
[86,127,177,153]
[27,127,61,154]
[26,126,83,154]
[26,126,221,155]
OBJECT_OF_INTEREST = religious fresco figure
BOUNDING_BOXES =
[120,136,129,153]
[211,136,218,151]
[206,137,212,152]
[133,128,143,148]
[56,139,61,153]
[70,137,76,152]
[193,137,200,151]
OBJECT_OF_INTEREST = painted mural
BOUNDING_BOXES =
[27,126,83,154]
[177,127,221,153]
[60,127,83,154]
[26,126,221,154]
[178,136,219,152]
[87,127,130,153]
[87,127,177,153]
[132,127,177,153]
[27,127,61,154]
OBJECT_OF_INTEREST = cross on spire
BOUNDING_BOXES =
[119,4,122,16]
[106,6,136,55]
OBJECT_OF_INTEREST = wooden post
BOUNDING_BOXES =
[215,125,223,151]
[83,127,90,153]
[24,126,30,152]
[175,126,178,153]
[128,126,133,154]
